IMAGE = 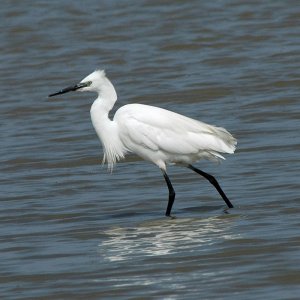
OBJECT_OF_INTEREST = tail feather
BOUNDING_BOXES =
[209,125,237,154]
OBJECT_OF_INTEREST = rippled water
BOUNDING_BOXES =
[1,0,300,299]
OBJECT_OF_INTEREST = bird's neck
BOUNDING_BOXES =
[96,77,117,113]
[90,96,113,127]
[90,96,125,171]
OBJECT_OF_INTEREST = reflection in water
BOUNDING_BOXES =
[99,216,239,262]
[2,0,300,298]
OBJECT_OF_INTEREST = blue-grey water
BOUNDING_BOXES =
[1,1,300,299]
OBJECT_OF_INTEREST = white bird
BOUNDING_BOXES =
[49,70,237,216]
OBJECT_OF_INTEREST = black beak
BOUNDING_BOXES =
[48,81,91,97]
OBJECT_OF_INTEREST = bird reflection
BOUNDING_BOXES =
[99,216,238,262]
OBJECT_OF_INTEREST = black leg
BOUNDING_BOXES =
[161,170,176,217]
[187,164,234,208]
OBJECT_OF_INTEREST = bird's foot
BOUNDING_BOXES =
[166,214,177,219]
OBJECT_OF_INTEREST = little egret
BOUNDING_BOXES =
[49,70,237,216]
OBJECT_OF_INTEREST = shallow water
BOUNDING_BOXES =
[1,0,300,299]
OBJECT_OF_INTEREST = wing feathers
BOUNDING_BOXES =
[116,104,236,161]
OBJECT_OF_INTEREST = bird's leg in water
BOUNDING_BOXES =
[161,170,176,217]
[187,165,234,208]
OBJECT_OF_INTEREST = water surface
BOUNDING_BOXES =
[1,1,300,299]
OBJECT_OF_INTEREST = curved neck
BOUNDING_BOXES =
[89,75,125,170]
[96,77,117,113]
[90,95,125,171]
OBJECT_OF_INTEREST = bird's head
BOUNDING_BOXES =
[48,70,108,97]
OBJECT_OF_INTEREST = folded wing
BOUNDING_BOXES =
[115,104,236,161]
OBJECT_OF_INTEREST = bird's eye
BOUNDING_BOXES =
[86,81,92,86]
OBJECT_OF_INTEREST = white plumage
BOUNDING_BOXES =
[114,104,235,168]
[49,70,237,217]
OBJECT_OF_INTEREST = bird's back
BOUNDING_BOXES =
[114,104,236,168]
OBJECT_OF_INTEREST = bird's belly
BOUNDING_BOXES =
[120,131,223,170]
[124,141,198,169]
